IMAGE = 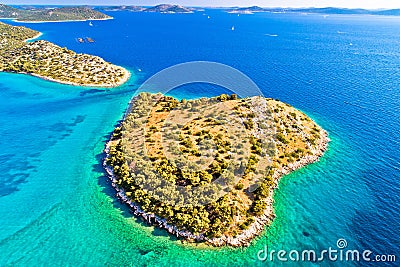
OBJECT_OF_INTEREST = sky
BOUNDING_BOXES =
[2,0,400,9]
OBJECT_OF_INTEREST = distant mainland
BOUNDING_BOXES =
[0,4,196,21]
[227,6,400,16]
[2,4,400,18]
[0,4,111,22]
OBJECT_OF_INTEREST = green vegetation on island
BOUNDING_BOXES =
[228,6,267,14]
[144,4,194,13]
[0,4,111,22]
[104,93,329,247]
[0,22,129,87]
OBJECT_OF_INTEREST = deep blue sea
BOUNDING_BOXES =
[0,10,399,266]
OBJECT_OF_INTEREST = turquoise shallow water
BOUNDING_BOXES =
[1,10,399,266]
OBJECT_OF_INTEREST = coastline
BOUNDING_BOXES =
[25,68,131,88]
[1,21,130,88]
[24,32,43,42]
[12,17,113,24]
[102,100,330,247]
[228,11,255,14]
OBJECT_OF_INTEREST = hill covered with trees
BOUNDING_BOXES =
[0,5,111,22]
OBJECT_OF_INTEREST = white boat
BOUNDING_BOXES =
[231,26,235,31]
[89,22,93,27]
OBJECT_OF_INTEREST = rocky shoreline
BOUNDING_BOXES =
[102,124,330,247]
[27,67,131,88]
[189,129,330,247]
[24,32,43,42]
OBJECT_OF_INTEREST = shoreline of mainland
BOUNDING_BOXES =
[12,17,113,24]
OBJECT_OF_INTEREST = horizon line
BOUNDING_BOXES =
[2,4,399,11]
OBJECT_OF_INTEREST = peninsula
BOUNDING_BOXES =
[104,93,329,247]
[0,22,129,87]
[0,5,111,22]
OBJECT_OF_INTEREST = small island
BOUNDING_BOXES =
[144,4,194,13]
[0,22,129,87]
[104,93,329,247]
[99,4,194,14]
[101,6,146,12]
[228,6,268,14]
[0,4,111,22]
